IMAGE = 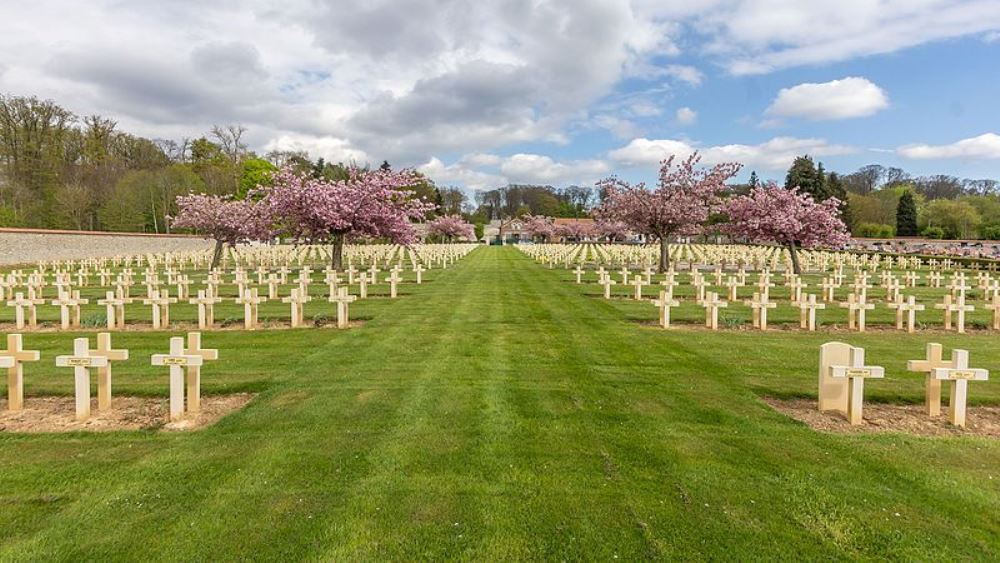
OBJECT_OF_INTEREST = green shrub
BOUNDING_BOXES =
[856,223,895,238]
[921,226,945,239]
[981,225,1000,240]
[81,312,107,328]
[313,313,330,327]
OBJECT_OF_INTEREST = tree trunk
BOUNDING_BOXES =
[210,240,224,270]
[658,237,670,273]
[787,241,801,275]
[331,234,345,270]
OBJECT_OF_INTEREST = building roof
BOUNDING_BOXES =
[552,218,594,226]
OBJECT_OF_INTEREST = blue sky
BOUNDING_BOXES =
[1,1,998,190]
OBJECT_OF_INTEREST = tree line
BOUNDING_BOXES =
[0,94,469,233]
[762,157,1000,240]
[2,93,996,241]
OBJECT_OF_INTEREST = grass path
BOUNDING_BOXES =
[1,246,999,560]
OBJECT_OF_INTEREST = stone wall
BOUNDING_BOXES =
[0,228,213,265]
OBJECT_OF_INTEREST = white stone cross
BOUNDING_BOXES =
[819,277,837,303]
[724,276,741,301]
[797,293,826,331]
[935,294,974,333]
[1,334,40,411]
[927,271,943,288]
[236,288,266,330]
[888,295,924,333]
[600,276,617,299]
[839,293,874,332]
[385,270,403,298]
[985,294,1000,330]
[631,276,646,300]
[183,332,218,413]
[700,291,728,330]
[907,343,958,417]
[930,349,988,427]
[98,290,128,330]
[266,272,281,299]
[651,290,679,329]
[151,336,204,421]
[745,292,777,330]
[56,337,109,421]
[413,264,426,284]
[787,276,807,303]
[51,290,88,330]
[329,286,358,328]
[189,290,223,329]
[819,342,885,425]
[7,292,38,330]
[92,332,128,411]
[574,265,585,284]
[883,277,901,302]
[142,289,177,329]
[282,287,312,328]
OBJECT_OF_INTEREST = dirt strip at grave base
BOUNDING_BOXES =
[763,397,1000,438]
[0,393,255,433]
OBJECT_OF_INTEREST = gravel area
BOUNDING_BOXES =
[0,393,255,432]
[764,397,1000,438]
[0,229,212,265]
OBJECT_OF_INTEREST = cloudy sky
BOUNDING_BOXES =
[1,0,999,189]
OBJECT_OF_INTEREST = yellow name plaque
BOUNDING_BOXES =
[845,368,873,378]
[949,370,976,380]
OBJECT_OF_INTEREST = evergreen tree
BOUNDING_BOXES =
[827,172,852,228]
[784,155,822,201]
[748,170,759,188]
[896,190,919,236]
[816,162,827,199]
[312,157,326,179]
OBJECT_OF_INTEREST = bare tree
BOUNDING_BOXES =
[211,124,248,162]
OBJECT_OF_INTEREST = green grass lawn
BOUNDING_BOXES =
[1,246,999,560]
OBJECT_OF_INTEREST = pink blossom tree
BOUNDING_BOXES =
[722,182,850,274]
[595,219,629,242]
[596,153,741,271]
[171,194,271,269]
[554,220,594,242]
[260,166,435,269]
[427,214,475,242]
[521,215,555,242]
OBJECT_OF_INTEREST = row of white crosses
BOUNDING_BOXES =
[580,261,1000,333]
[3,267,403,331]
[818,342,988,427]
[42,332,218,422]
[522,241,997,277]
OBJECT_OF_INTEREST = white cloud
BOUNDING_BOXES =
[0,0,675,166]
[500,154,610,185]
[663,64,704,86]
[263,135,370,164]
[684,1,1000,75]
[418,157,505,191]
[420,152,611,189]
[609,136,855,170]
[675,107,697,125]
[897,133,1000,160]
[593,114,642,139]
[458,153,502,167]
[766,77,889,120]
[983,30,1000,43]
